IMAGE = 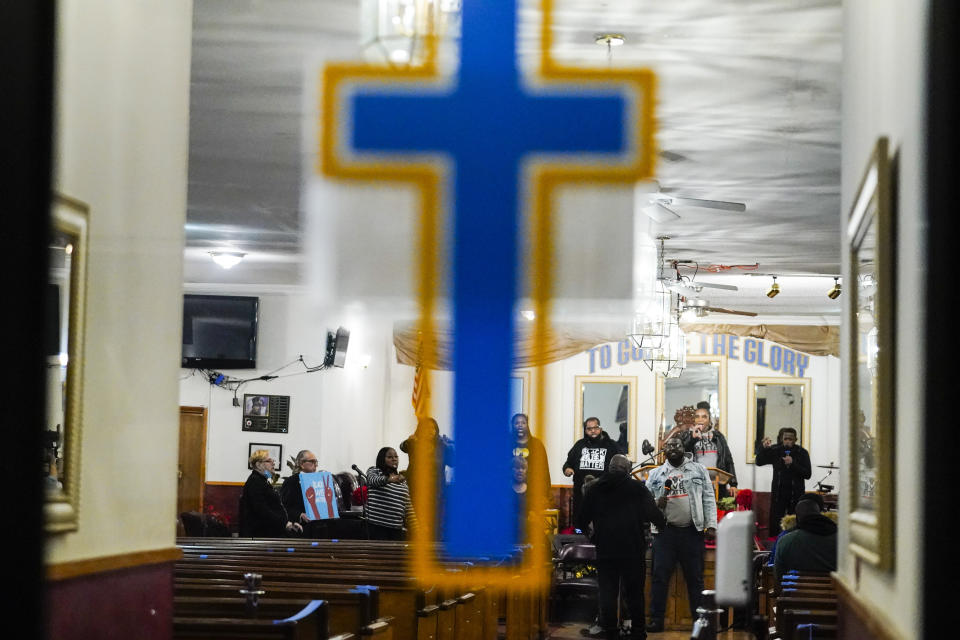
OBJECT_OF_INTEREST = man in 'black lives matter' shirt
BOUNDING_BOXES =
[562,417,618,527]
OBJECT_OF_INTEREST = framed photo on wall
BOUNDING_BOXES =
[847,137,894,570]
[248,442,282,469]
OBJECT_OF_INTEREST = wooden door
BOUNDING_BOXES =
[178,406,207,515]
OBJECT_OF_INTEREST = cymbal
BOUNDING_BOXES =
[817,464,840,469]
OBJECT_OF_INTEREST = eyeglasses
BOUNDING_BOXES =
[263,459,275,464]
[585,425,601,431]
[302,459,318,465]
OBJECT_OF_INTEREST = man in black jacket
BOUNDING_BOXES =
[577,454,666,640]
[563,417,618,526]
[755,427,811,536]
[279,449,319,525]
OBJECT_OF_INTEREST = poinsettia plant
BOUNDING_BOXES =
[352,485,368,505]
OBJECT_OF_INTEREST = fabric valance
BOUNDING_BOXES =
[393,321,839,370]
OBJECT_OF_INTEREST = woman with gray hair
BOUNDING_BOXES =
[239,449,302,537]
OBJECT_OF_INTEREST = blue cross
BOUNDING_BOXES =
[351,1,629,557]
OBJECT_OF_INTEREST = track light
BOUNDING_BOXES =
[827,277,842,299]
[766,276,780,298]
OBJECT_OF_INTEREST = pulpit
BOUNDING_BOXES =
[706,467,734,501]
[631,465,658,483]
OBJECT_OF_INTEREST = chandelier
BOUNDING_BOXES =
[635,305,687,377]
[360,0,461,67]
[628,235,687,377]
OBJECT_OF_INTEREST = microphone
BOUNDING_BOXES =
[783,449,792,457]
[351,464,367,479]
[658,478,673,508]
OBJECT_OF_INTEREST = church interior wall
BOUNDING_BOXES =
[46,0,190,569]
[181,290,841,500]
[45,1,191,638]
[838,0,927,637]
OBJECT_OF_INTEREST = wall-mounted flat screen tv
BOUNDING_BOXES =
[182,294,259,369]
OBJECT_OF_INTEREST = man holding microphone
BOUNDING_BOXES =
[755,427,811,536]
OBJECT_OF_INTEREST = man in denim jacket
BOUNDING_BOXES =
[644,437,717,633]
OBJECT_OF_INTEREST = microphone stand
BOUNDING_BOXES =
[352,465,370,540]
[814,468,835,494]
[631,452,659,475]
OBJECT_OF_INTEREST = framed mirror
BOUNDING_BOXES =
[847,137,894,569]
[45,194,89,533]
[655,354,727,443]
[510,370,530,418]
[574,375,636,457]
[746,377,811,463]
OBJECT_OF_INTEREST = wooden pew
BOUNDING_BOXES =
[172,599,345,640]
[774,599,837,640]
[174,566,421,640]
[770,572,837,640]
[176,538,539,640]
[778,609,837,640]
[174,596,393,640]
[175,579,378,635]
[175,556,439,639]
[177,537,514,631]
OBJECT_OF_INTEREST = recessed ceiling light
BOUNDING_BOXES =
[210,251,246,269]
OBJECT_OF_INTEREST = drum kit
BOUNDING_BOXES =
[815,462,840,494]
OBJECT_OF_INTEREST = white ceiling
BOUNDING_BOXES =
[184,0,843,320]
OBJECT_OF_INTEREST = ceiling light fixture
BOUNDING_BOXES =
[827,277,842,299]
[595,33,625,47]
[595,33,625,67]
[210,251,246,269]
[766,276,780,298]
[360,0,461,68]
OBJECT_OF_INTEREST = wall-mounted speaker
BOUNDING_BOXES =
[324,326,350,368]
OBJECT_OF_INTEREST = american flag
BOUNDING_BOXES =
[412,364,430,418]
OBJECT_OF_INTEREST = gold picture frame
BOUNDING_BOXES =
[847,137,894,569]
[45,194,89,533]
[655,354,728,439]
[574,375,637,458]
[746,376,811,464]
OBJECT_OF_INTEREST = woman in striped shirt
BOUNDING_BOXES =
[365,447,418,540]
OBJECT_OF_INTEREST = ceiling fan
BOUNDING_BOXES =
[650,238,756,317]
[637,180,747,223]
[662,263,739,297]
[679,296,758,318]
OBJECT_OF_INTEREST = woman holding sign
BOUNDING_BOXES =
[366,447,418,540]
[239,450,302,537]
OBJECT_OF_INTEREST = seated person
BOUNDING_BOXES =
[773,493,837,580]
[239,450,302,537]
